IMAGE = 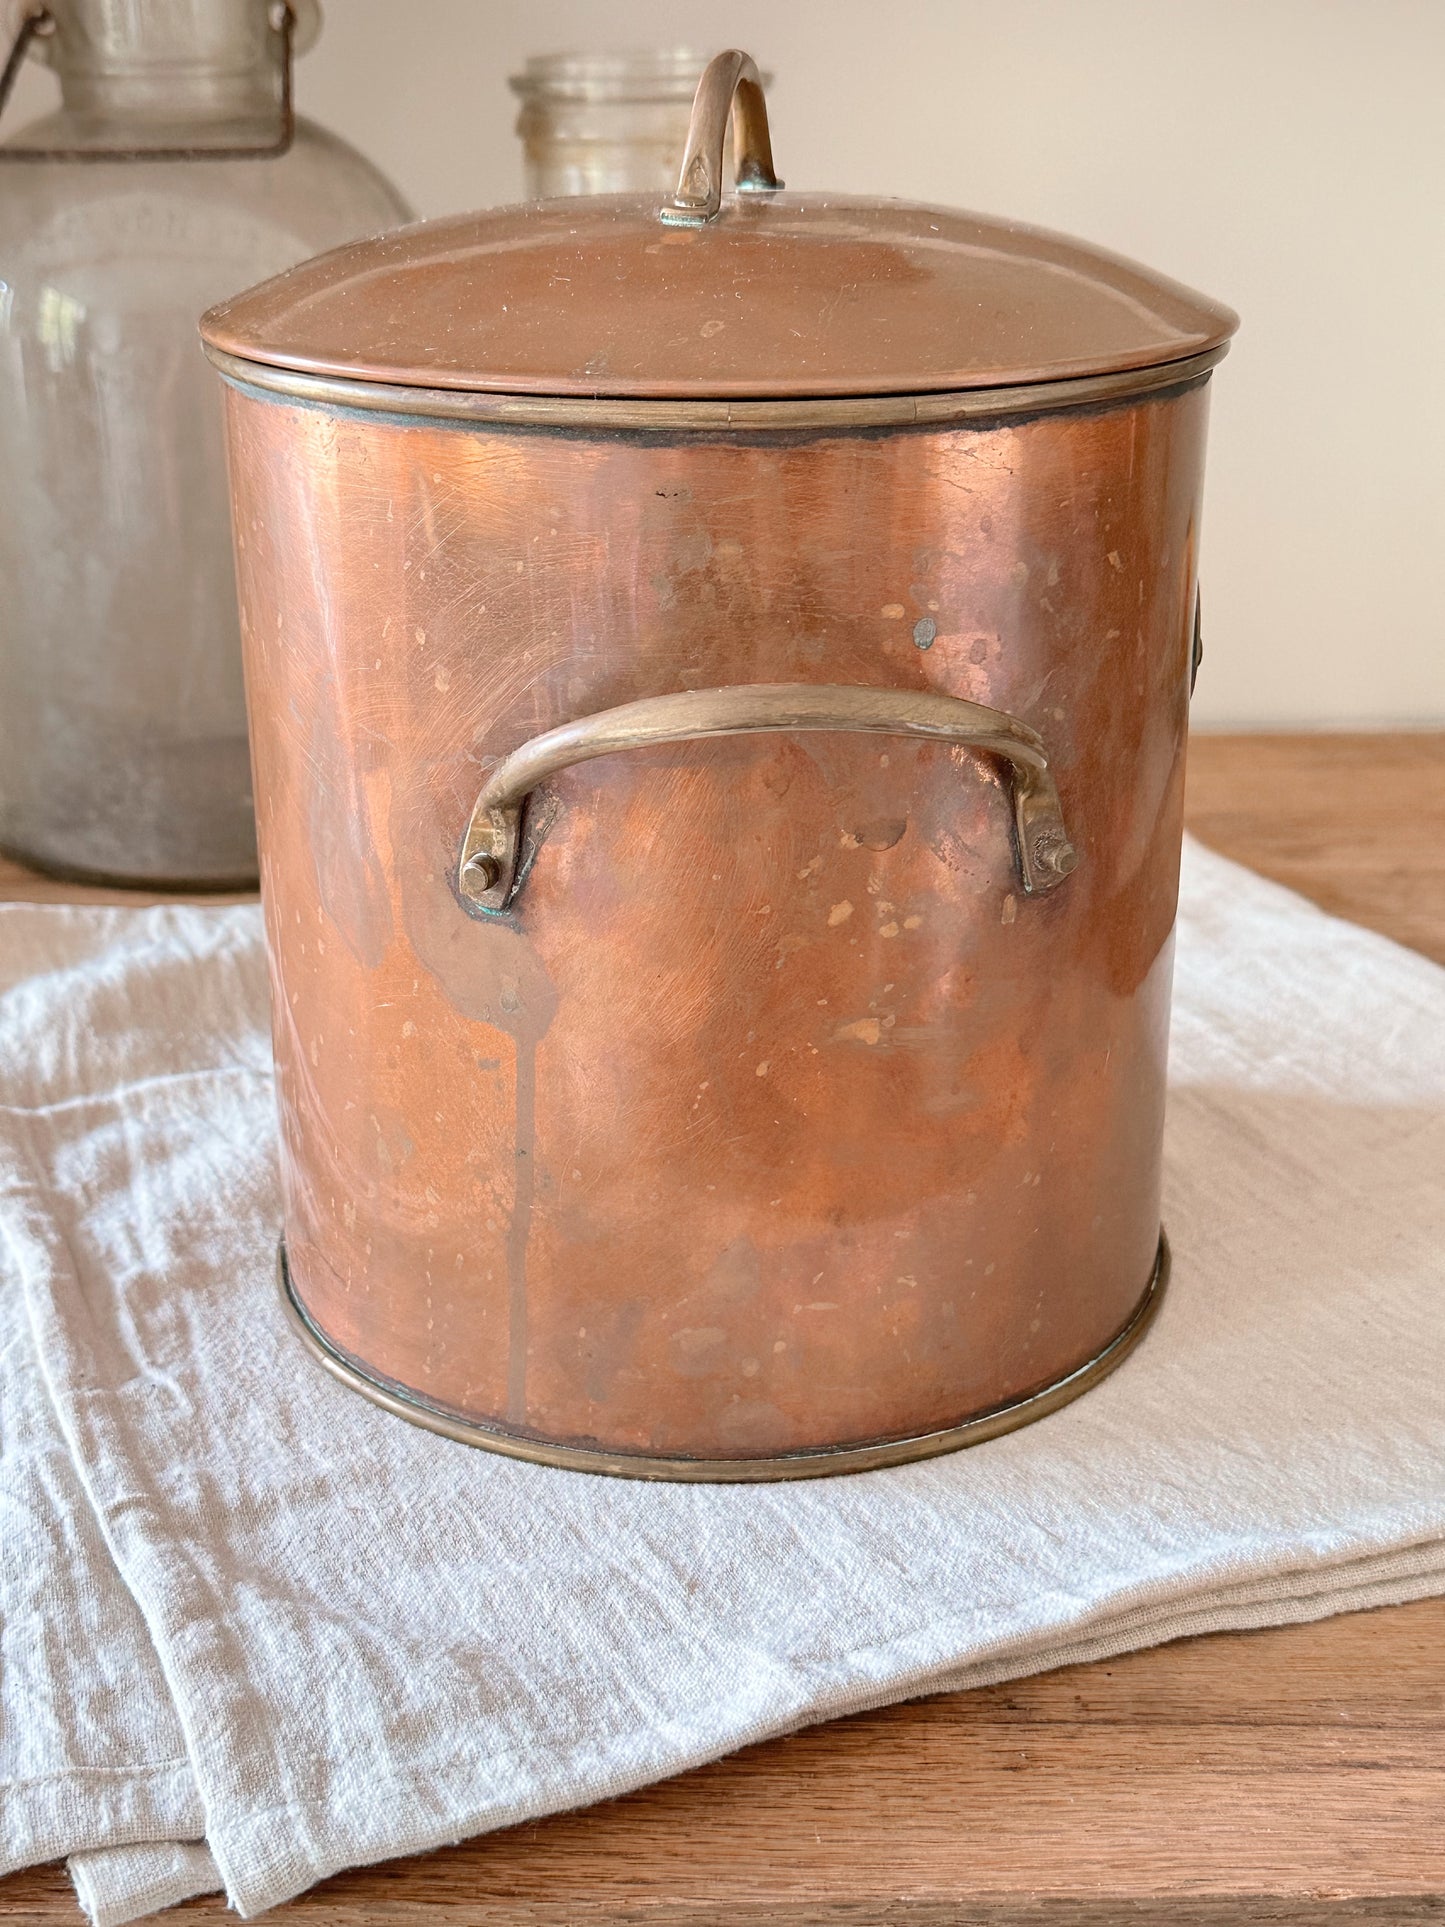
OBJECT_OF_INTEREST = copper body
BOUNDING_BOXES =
[223,373,1209,1469]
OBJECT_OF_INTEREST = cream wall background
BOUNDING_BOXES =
[12,0,1443,725]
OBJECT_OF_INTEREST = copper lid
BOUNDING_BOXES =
[202,51,1236,402]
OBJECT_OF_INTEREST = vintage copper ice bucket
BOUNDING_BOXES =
[201,52,1237,1479]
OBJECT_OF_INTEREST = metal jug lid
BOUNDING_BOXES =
[202,50,1236,403]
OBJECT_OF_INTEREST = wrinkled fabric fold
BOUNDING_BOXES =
[69,1842,220,1927]
[0,841,1439,1922]
[0,909,208,1884]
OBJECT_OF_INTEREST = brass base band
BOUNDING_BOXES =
[277,1233,1169,1482]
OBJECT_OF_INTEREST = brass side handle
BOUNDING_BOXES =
[659,48,783,228]
[457,682,1077,915]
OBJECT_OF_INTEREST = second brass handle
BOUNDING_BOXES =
[457,683,1077,915]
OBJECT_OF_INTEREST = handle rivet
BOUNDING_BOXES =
[1030,832,1078,883]
[463,853,500,893]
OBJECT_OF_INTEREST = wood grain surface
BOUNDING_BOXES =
[2,731,1443,1924]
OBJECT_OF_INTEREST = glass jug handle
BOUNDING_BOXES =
[0,6,51,123]
[0,0,308,160]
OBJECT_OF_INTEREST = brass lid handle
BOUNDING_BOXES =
[660,48,783,227]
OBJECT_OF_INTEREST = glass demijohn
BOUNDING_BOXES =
[0,0,411,886]
[510,50,716,199]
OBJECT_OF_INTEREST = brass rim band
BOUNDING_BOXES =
[205,345,1225,435]
[278,1233,1169,1482]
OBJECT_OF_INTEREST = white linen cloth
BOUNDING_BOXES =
[1,838,1443,1923]
[0,914,206,1883]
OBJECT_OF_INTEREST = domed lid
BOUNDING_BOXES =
[201,50,1236,402]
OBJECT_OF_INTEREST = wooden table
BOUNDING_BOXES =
[4,733,1444,1924]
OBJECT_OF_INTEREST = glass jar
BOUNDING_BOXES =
[510,49,716,199]
[0,0,412,887]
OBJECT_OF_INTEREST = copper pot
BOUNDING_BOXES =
[202,52,1237,1479]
